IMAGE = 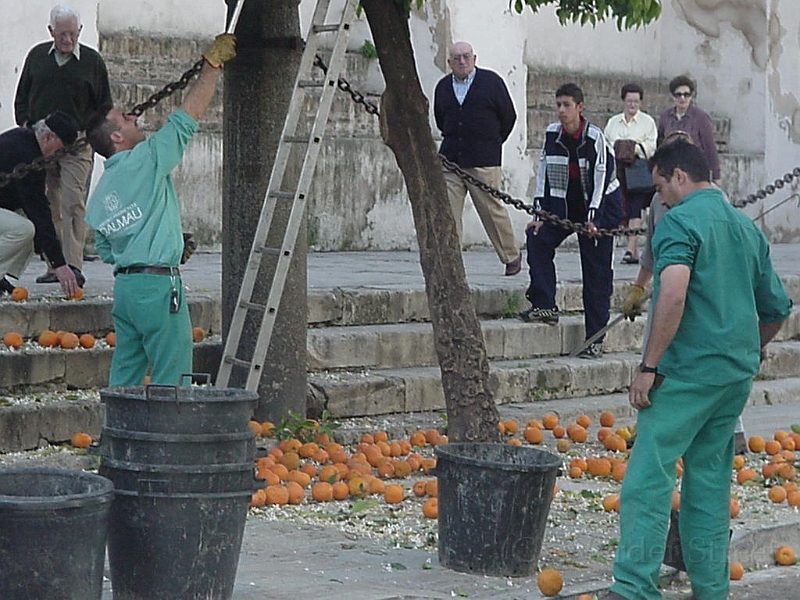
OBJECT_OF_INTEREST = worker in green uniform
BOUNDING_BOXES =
[607,140,792,600]
[84,34,236,386]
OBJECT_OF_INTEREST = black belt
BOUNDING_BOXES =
[116,266,180,276]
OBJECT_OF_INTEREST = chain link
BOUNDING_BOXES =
[313,54,380,115]
[732,167,800,208]
[0,58,205,189]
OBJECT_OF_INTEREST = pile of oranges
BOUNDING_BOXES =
[733,431,800,508]
[248,423,443,519]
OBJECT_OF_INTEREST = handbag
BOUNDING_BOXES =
[624,142,655,194]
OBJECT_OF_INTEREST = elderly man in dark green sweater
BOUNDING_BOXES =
[14,4,112,284]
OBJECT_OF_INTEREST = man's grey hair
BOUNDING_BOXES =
[32,119,54,142]
[50,5,81,28]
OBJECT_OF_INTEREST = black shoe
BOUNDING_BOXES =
[577,342,604,359]
[70,266,86,288]
[83,253,100,262]
[518,306,560,324]
[36,272,59,284]
[504,257,522,276]
[0,277,14,294]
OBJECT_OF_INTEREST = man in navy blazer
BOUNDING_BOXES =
[434,41,521,276]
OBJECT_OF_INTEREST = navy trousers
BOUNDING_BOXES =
[525,222,614,340]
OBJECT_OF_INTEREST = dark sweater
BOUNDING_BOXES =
[433,67,516,168]
[14,42,112,129]
[0,128,67,268]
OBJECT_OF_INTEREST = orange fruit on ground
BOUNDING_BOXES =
[70,432,93,448]
[384,484,404,504]
[298,442,319,458]
[576,414,591,429]
[787,491,800,507]
[366,476,385,495]
[250,489,266,508]
[260,422,275,438]
[768,485,788,504]
[38,330,58,347]
[10,287,28,301]
[311,481,334,502]
[270,463,289,481]
[551,425,566,439]
[523,426,543,444]
[527,419,543,429]
[264,484,290,505]
[730,497,740,518]
[285,481,305,504]
[360,433,375,445]
[782,481,798,494]
[373,430,389,443]
[570,457,588,471]
[331,480,350,500]
[542,413,559,430]
[192,326,205,342]
[611,461,627,483]
[599,411,616,427]
[555,439,572,453]
[732,455,746,470]
[410,431,426,447]
[424,478,438,498]
[68,288,84,300]
[748,435,766,453]
[578,595,593,600]
[347,477,369,497]
[392,459,412,478]
[736,468,758,485]
[248,420,262,437]
[762,463,779,479]
[377,461,395,479]
[269,447,283,461]
[59,332,80,349]
[280,452,301,471]
[105,331,116,347]
[781,437,796,451]
[286,470,311,488]
[502,419,519,435]
[602,494,619,512]
[568,424,588,443]
[729,561,744,580]
[421,497,438,519]
[79,333,96,348]
[300,463,318,479]
[777,463,796,480]
[412,480,427,497]
[507,438,523,447]
[587,457,612,477]
[537,568,563,597]
[775,545,796,566]
[603,433,627,452]
[774,429,790,442]
[597,427,613,442]
[765,440,782,456]
[3,332,23,348]
[568,466,583,479]
[279,438,302,454]
[257,469,280,486]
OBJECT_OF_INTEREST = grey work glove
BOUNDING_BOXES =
[622,284,647,321]
[181,232,197,264]
[202,33,237,68]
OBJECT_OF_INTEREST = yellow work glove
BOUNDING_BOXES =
[203,33,237,68]
[622,284,647,321]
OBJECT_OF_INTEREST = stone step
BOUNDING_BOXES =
[307,341,800,418]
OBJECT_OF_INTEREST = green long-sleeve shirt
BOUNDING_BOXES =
[14,42,112,129]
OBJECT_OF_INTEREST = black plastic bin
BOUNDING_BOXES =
[434,443,561,577]
[106,488,252,600]
[0,468,114,600]
[100,384,258,434]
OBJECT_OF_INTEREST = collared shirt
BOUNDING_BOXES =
[49,42,81,66]
[657,104,721,179]
[603,110,657,158]
[451,69,476,105]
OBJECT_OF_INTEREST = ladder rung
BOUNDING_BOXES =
[283,136,310,144]
[298,80,324,88]
[313,24,341,33]
[239,300,266,312]
[269,191,295,199]
[223,356,253,369]
[256,246,282,256]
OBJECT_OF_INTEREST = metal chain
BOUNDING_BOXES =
[0,58,204,189]
[732,167,800,208]
[313,54,380,115]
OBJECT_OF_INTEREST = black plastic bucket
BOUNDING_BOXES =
[106,488,252,600]
[94,427,255,464]
[99,457,261,495]
[0,468,114,600]
[434,443,561,577]
[100,384,258,434]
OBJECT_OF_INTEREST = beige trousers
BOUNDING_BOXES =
[46,142,93,269]
[0,208,35,279]
[444,166,520,264]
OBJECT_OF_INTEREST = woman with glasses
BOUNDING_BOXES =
[657,75,721,186]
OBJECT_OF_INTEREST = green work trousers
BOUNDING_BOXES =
[610,375,752,600]
[109,273,192,387]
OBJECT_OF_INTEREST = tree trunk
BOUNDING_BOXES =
[360,0,500,442]
[222,0,307,422]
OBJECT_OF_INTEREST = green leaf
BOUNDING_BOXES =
[791,424,800,434]
[389,562,407,570]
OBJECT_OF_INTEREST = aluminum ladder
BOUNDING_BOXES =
[216,0,358,390]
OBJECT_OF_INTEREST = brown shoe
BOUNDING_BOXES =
[504,256,522,276]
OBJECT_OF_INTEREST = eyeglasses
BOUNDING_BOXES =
[673,92,692,98]
[52,25,82,40]
[449,53,473,62]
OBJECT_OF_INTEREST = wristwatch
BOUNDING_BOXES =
[639,362,658,374]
